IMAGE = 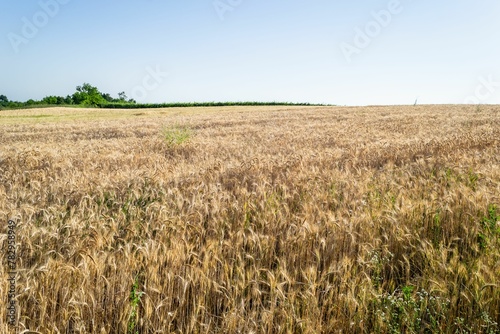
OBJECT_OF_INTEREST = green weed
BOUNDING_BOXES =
[162,125,192,146]
[128,275,144,334]
[478,204,500,251]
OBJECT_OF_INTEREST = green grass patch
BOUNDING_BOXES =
[162,125,192,146]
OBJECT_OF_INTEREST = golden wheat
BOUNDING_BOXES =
[0,105,499,333]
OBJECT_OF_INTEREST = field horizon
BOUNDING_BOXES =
[1,105,499,333]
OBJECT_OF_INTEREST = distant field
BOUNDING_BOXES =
[1,105,499,333]
[0,105,304,124]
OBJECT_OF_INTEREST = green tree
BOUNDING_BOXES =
[118,91,127,102]
[101,92,114,103]
[72,83,106,106]
[0,95,9,108]
[42,96,58,105]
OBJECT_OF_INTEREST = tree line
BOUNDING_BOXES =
[0,83,136,109]
[1,84,326,110]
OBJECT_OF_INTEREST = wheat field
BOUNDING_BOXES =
[1,105,499,333]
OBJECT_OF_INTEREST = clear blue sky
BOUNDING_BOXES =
[1,1,499,105]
